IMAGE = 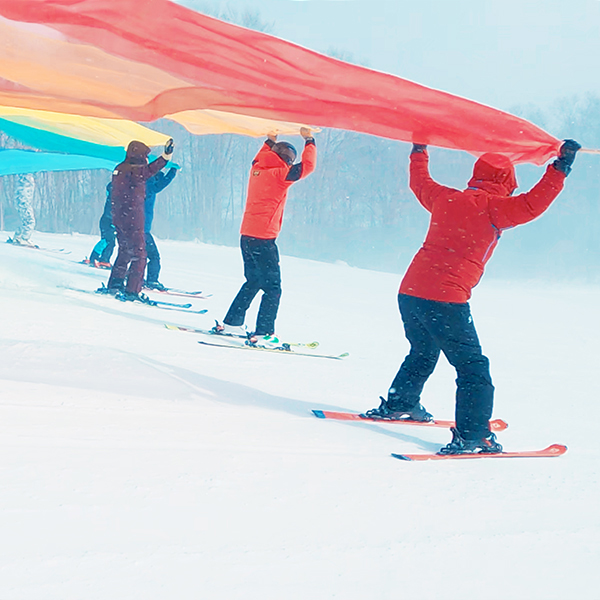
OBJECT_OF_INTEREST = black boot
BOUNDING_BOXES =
[438,427,503,455]
[361,397,433,422]
[96,280,123,296]
[115,291,156,305]
[145,280,167,291]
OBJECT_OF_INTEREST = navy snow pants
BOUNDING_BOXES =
[90,213,117,264]
[389,293,495,440]
[145,232,161,283]
[224,236,282,335]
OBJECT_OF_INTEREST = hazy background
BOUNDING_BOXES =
[1,0,599,281]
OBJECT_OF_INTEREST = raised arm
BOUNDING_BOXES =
[149,167,178,194]
[488,140,580,229]
[286,127,317,182]
[409,145,458,212]
[141,138,174,180]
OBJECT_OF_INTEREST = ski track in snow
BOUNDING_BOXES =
[1,231,599,599]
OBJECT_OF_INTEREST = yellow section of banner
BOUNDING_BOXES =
[0,106,170,147]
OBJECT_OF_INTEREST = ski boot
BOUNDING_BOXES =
[96,281,123,296]
[115,290,156,305]
[437,427,503,455]
[213,322,247,336]
[145,280,167,291]
[247,333,285,349]
[361,397,433,422]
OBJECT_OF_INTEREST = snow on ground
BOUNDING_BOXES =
[0,231,599,600]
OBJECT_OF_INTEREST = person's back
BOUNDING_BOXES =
[364,140,580,456]
[240,138,316,240]
[144,167,177,234]
[143,167,177,289]
[222,129,317,339]
[105,139,172,299]
[112,141,165,232]
[401,149,566,303]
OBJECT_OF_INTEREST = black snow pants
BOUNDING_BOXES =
[389,293,495,440]
[224,235,282,335]
[145,232,161,283]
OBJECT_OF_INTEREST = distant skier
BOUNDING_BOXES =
[7,173,36,247]
[143,166,178,290]
[363,140,581,455]
[87,182,116,268]
[102,139,174,301]
[219,127,317,342]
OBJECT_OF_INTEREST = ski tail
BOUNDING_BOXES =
[311,409,509,432]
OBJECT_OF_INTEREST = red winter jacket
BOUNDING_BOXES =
[240,139,317,239]
[400,151,566,303]
[111,141,167,232]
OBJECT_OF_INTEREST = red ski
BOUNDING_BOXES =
[312,410,508,432]
[392,444,567,462]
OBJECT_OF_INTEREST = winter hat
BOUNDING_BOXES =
[272,141,297,165]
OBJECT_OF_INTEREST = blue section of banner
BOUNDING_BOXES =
[0,149,117,175]
[0,119,127,162]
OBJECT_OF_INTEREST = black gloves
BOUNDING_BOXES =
[553,139,581,175]
[164,138,174,156]
[412,143,427,154]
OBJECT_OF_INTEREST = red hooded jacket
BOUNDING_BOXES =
[240,139,317,239]
[400,151,566,303]
[111,141,167,232]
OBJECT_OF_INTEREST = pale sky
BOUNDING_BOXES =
[181,0,600,113]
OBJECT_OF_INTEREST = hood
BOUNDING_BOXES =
[125,140,151,165]
[467,153,517,196]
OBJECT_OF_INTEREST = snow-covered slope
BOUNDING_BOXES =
[1,232,599,599]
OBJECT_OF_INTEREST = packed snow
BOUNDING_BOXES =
[1,232,599,599]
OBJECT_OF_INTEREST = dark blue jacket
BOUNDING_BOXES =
[145,168,177,233]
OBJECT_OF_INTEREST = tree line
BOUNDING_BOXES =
[1,1,598,281]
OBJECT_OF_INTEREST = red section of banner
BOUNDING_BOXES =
[0,0,560,164]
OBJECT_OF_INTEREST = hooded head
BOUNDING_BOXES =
[272,141,297,166]
[125,140,151,165]
[467,153,517,196]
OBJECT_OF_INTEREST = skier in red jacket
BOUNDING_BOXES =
[363,139,581,455]
[220,127,317,340]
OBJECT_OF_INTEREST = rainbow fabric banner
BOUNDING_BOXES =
[0,148,116,175]
[0,106,170,162]
[0,0,560,164]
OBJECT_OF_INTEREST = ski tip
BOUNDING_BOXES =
[546,444,568,456]
[391,453,412,461]
[338,352,350,359]
[198,309,208,314]
[164,323,178,330]
[312,410,326,419]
